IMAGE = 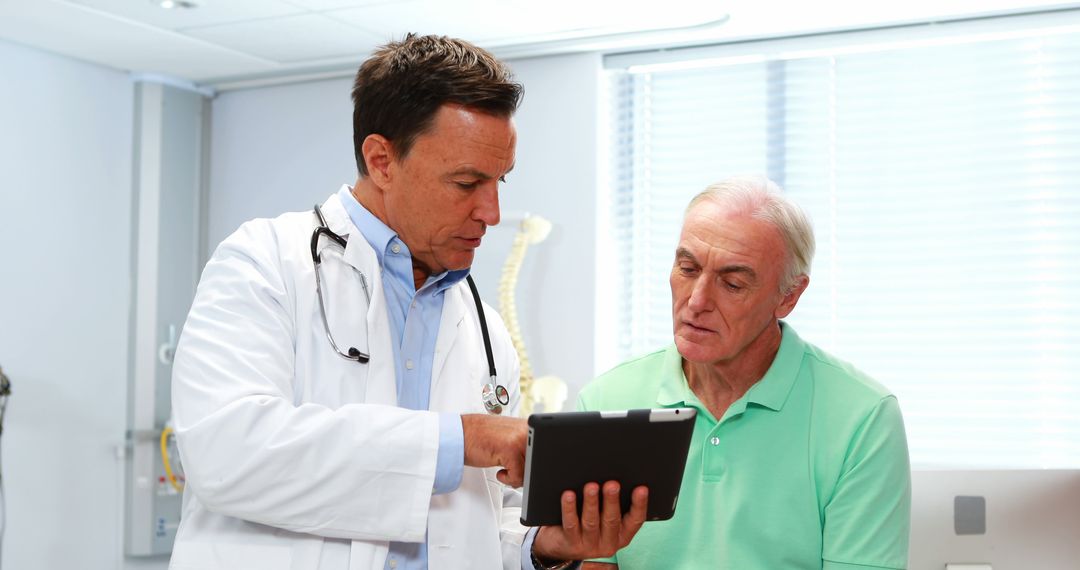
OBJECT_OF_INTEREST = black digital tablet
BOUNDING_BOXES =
[520,408,697,527]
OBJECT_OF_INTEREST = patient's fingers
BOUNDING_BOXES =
[599,481,622,549]
[559,489,580,541]
[579,482,601,547]
[620,485,649,545]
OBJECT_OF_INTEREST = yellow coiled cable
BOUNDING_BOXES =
[159,426,184,493]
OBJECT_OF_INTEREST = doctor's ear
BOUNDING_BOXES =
[361,134,394,187]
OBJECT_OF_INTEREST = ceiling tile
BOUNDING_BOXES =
[0,0,279,81]
[63,0,305,31]
[327,0,725,46]
[4,0,1078,86]
[184,13,382,64]
[281,0,395,10]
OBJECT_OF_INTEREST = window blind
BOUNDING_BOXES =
[602,15,1080,468]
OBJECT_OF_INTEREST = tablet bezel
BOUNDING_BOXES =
[520,407,697,527]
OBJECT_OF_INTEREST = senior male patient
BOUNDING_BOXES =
[578,176,911,569]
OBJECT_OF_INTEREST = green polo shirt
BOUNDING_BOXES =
[577,322,910,570]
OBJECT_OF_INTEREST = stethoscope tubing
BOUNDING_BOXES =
[311,204,510,413]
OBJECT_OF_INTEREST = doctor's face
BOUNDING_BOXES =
[670,199,802,366]
[382,104,516,277]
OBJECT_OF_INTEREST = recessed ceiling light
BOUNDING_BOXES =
[154,0,199,9]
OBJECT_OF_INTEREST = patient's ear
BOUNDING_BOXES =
[775,275,809,319]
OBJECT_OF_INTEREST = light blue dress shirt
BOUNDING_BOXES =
[338,187,466,570]
[339,188,556,570]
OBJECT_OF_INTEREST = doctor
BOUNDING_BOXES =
[170,34,646,570]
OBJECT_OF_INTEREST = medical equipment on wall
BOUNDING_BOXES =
[0,366,9,434]
[497,215,568,416]
[310,205,510,414]
[0,365,11,568]
[124,81,203,556]
[159,424,185,493]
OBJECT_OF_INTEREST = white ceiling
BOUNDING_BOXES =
[1,0,1077,89]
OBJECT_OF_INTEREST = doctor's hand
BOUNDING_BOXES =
[531,481,648,563]
[461,414,528,487]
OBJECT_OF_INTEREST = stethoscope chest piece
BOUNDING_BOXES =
[482,378,510,415]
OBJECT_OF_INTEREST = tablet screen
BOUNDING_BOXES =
[520,408,696,527]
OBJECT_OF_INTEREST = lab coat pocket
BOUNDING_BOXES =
[297,254,372,406]
[431,342,491,415]
[169,541,292,570]
[483,468,509,515]
[484,467,526,558]
[298,324,371,406]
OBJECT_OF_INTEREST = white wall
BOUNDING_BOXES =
[206,52,603,405]
[471,53,602,403]
[206,78,357,249]
[0,40,162,569]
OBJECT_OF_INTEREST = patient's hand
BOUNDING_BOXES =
[531,481,647,562]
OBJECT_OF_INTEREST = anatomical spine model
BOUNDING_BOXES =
[497,215,567,416]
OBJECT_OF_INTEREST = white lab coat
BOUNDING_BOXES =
[169,190,526,570]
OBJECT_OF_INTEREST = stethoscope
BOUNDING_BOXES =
[311,204,511,414]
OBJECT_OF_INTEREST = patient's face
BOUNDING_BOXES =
[669,199,794,366]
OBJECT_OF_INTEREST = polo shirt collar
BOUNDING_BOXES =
[654,321,804,413]
[656,343,695,408]
[743,321,804,411]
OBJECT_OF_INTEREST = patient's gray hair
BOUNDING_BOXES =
[686,175,816,293]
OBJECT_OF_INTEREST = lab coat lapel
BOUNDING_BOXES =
[359,257,397,406]
[322,192,399,406]
[431,285,466,400]
[321,193,368,274]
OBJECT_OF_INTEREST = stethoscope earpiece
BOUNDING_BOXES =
[347,347,369,364]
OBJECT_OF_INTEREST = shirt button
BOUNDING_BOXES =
[710,436,720,446]
[405,359,414,370]
[391,243,401,254]
[388,559,397,569]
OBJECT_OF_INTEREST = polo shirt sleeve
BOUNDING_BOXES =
[822,395,911,570]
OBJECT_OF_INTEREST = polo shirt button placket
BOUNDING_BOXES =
[704,431,724,479]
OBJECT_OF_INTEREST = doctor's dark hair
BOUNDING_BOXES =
[351,34,524,177]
